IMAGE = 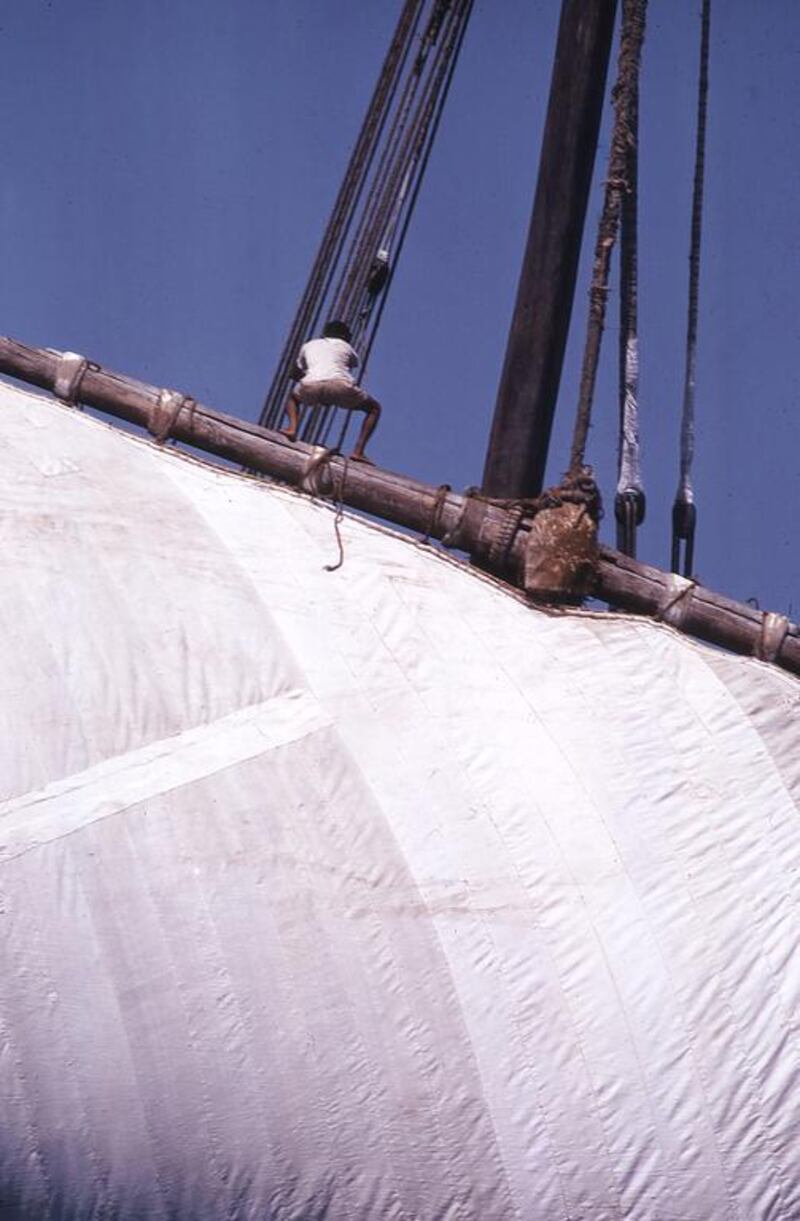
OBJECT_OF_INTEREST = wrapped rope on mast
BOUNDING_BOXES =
[568,0,648,483]
[671,0,711,578]
[615,0,645,558]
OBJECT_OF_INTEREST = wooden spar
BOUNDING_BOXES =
[0,336,507,547]
[482,0,618,499]
[1,333,799,679]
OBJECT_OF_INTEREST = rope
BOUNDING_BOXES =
[149,390,192,445]
[655,573,696,629]
[324,456,350,573]
[569,0,648,478]
[298,447,350,572]
[52,351,90,404]
[334,0,465,341]
[361,0,474,379]
[615,4,645,559]
[419,482,451,544]
[435,471,602,559]
[308,0,473,446]
[259,0,424,430]
[347,4,459,351]
[755,612,789,664]
[672,0,710,577]
[331,6,436,326]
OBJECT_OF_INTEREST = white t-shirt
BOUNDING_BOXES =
[297,337,359,386]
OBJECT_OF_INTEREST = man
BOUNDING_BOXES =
[281,320,381,463]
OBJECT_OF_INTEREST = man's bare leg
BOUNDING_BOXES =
[281,393,301,441]
[351,400,381,463]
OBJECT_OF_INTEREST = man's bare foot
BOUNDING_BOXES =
[280,428,297,442]
[350,452,374,464]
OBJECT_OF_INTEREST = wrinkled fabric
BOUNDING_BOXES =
[1,382,799,1220]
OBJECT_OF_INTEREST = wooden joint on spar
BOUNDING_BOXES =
[521,501,598,600]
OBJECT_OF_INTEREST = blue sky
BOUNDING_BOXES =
[2,1,798,617]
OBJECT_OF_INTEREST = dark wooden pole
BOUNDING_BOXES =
[482,0,618,499]
[1,334,799,679]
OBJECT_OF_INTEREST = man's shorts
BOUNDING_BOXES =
[295,379,373,411]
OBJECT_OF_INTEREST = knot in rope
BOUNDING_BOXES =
[542,469,604,523]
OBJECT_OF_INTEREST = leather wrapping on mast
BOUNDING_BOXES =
[2,380,800,1219]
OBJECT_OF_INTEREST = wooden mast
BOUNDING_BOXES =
[482,0,618,499]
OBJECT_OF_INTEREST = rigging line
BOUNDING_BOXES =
[333,1,458,321]
[331,10,433,322]
[261,2,419,432]
[334,0,463,328]
[302,0,425,350]
[263,0,421,421]
[306,2,462,447]
[298,5,428,447]
[671,0,710,577]
[351,17,456,338]
[312,1,470,448]
[324,456,350,573]
[360,0,474,379]
[568,0,648,479]
[347,30,451,347]
[259,0,424,429]
[615,0,644,558]
[350,0,469,346]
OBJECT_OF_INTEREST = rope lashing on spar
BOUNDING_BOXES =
[419,482,451,545]
[148,390,196,445]
[755,612,790,664]
[52,351,95,405]
[470,471,604,528]
[672,0,711,578]
[615,0,645,559]
[472,472,603,590]
[654,573,697,629]
[440,486,481,549]
[568,0,648,489]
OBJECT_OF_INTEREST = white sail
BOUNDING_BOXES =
[1,380,799,1219]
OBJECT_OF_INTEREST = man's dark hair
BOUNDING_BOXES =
[323,319,352,343]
